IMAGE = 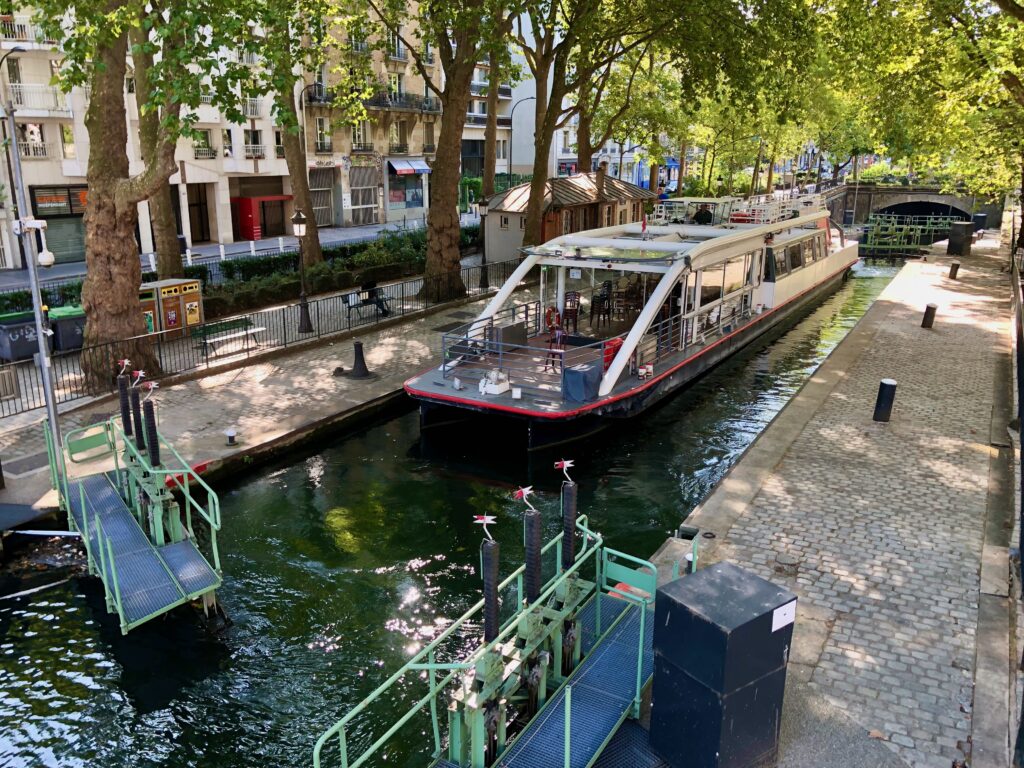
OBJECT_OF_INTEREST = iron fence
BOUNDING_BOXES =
[0,257,525,419]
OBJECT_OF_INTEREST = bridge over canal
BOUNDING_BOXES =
[821,182,1003,227]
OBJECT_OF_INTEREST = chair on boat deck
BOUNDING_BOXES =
[563,291,581,333]
[590,282,613,329]
[545,327,566,373]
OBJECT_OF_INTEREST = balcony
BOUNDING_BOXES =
[352,142,374,153]
[465,113,487,126]
[422,143,436,153]
[497,115,511,127]
[315,139,333,154]
[389,47,407,61]
[276,145,285,158]
[470,82,489,96]
[244,144,266,159]
[18,142,54,160]
[498,84,512,98]
[389,142,408,154]
[243,97,262,118]
[10,84,67,112]
[1,16,53,43]
[199,91,214,105]
[238,50,259,65]
[424,51,435,64]
[365,91,441,114]
[193,146,217,160]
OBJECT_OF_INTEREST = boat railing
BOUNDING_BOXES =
[312,515,606,768]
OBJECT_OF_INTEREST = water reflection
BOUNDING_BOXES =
[0,264,897,768]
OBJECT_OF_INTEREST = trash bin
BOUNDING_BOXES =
[0,311,47,362]
[972,213,987,232]
[177,234,188,255]
[948,221,973,257]
[49,305,86,351]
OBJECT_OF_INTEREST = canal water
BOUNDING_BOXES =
[0,263,897,768]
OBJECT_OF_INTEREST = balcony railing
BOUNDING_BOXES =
[315,140,333,154]
[1,16,54,43]
[498,84,512,98]
[18,142,54,160]
[470,82,489,96]
[238,50,259,65]
[199,92,214,105]
[365,91,441,114]
[243,98,262,118]
[276,145,285,158]
[193,146,217,160]
[422,143,436,153]
[497,115,511,127]
[424,52,435,64]
[465,113,487,126]
[389,48,407,61]
[352,142,374,153]
[244,144,266,159]
[389,142,408,154]
[10,84,67,112]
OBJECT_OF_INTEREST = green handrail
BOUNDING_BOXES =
[313,515,605,768]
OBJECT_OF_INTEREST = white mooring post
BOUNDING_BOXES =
[219,244,226,261]
[278,237,284,253]
[249,240,256,256]
[185,248,193,267]
[148,253,156,272]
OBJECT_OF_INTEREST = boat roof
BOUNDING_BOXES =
[486,172,657,214]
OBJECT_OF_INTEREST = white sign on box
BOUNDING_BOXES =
[772,600,796,632]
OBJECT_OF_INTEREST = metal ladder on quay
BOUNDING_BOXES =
[314,475,688,768]
[44,377,223,634]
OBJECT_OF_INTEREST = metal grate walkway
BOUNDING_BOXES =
[495,595,654,768]
[67,473,219,629]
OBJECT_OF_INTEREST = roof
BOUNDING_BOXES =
[486,172,657,214]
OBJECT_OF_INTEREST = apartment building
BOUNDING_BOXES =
[0,11,445,269]
[459,60,512,179]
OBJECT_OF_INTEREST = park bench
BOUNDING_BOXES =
[191,317,266,356]
[345,282,393,325]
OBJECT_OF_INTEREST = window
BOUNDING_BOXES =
[519,217,525,230]
[195,129,212,148]
[801,239,813,264]
[17,122,43,144]
[49,60,61,83]
[474,67,488,83]
[500,215,509,229]
[6,58,20,84]
[562,129,570,149]
[317,63,329,86]
[222,128,234,157]
[773,248,788,277]
[496,139,507,159]
[353,120,370,146]
[388,29,403,57]
[424,122,434,147]
[476,100,487,115]
[244,128,262,146]
[389,120,407,145]
[389,72,404,97]
[125,76,136,94]
[60,124,75,159]
[619,209,626,225]
[315,117,329,143]
[700,265,725,306]
[787,243,803,271]
[387,173,423,209]
[723,256,746,295]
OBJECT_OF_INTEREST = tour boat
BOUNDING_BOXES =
[405,194,860,450]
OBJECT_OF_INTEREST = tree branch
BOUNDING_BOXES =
[993,0,1024,23]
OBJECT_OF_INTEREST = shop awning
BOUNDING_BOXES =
[408,158,432,174]
[388,159,416,175]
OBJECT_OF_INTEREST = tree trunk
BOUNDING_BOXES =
[749,140,764,197]
[765,155,776,193]
[424,61,474,299]
[278,76,323,268]
[815,154,824,186]
[482,63,499,198]
[523,59,553,247]
[576,108,593,174]
[649,163,659,192]
[679,140,687,178]
[131,27,181,280]
[80,31,158,391]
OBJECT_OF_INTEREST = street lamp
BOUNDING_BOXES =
[292,209,314,334]
[477,197,489,291]
[0,47,62,455]
[508,95,536,182]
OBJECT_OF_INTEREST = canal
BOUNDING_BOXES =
[0,263,897,768]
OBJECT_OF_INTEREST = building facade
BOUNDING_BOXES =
[0,10,446,269]
[459,61,512,179]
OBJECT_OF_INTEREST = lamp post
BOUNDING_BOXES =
[477,197,489,291]
[292,210,314,334]
[508,95,536,182]
[0,47,61,456]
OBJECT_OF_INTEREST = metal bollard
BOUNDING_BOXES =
[524,510,542,604]
[348,341,371,379]
[922,303,938,329]
[561,481,577,571]
[948,261,960,280]
[143,400,160,467]
[117,375,133,436]
[873,378,897,423]
[481,538,500,643]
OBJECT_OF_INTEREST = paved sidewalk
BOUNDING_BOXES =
[0,283,533,510]
[682,233,1014,767]
[0,212,482,290]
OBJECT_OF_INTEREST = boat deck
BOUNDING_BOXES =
[66,472,219,630]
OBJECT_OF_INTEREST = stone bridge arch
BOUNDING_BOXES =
[822,184,1003,227]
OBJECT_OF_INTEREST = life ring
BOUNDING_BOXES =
[545,306,561,329]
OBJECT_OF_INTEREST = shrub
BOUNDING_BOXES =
[221,252,299,282]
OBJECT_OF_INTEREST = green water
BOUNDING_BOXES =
[0,264,896,768]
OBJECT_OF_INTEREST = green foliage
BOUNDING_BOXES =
[221,253,300,282]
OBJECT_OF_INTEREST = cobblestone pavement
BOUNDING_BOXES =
[693,238,1011,767]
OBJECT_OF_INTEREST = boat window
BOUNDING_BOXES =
[724,256,746,295]
[747,249,761,286]
[801,239,813,263]
[700,264,725,306]
[787,243,803,271]
[774,247,789,277]
[814,235,824,260]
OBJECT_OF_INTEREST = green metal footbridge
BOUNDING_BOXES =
[44,378,222,634]
[859,213,967,256]
[314,480,691,768]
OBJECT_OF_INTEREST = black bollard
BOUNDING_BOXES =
[561,481,577,571]
[922,303,938,329]
[348,341,371,379]
[948,261,961,280]
[872,378,897,423]
[481,538,500,643]
[524,510,542,604]
[117,375,133,437]
[143,400,160,467]
[130,389,146,452]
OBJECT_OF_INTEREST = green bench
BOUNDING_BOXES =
[191,318,265,355]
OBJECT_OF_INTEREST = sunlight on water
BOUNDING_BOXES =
[0,264,897,768]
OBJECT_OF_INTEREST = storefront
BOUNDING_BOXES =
[29,185,88,263]
[385,158,430,223]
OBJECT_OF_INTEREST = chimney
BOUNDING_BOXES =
[596,160,608,197]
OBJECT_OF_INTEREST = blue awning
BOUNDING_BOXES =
[408,158,432,174]
[388,159,415,175]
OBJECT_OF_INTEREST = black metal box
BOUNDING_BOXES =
[650,653,787,768]
[947,221,973,256]
[652,562,796,694]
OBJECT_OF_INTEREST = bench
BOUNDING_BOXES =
[345,282,393,324]
[192,318,265,356]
